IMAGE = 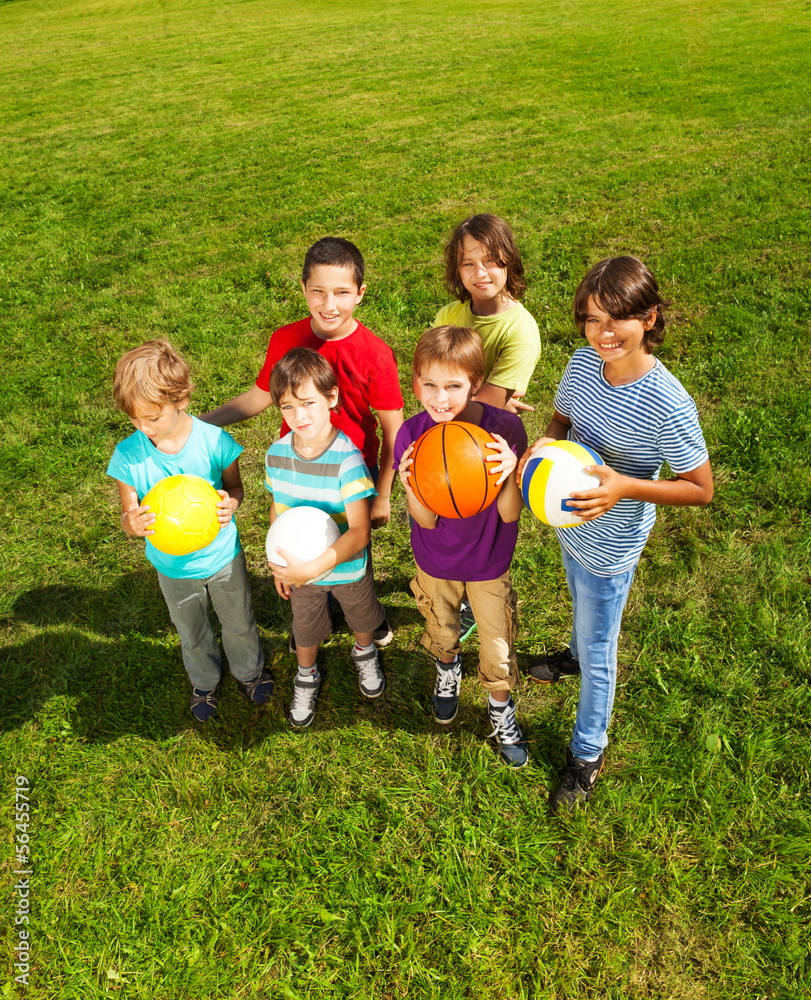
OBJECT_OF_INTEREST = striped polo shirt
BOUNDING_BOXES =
[553,347,709,576]
[264,430,376,586]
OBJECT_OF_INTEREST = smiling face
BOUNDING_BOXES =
[278,378,338,446]
[457,236,510,314]
[583,296,657,376]
[129,398,190,448]
[301,264,366,340]
[414,361,481,424]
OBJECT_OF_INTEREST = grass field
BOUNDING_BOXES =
[1,0,810,996]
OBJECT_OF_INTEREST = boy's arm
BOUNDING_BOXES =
[216,459,244,525]
[115,480,156,538]
[370,408,404,528]
[570,459,714,520]
[270,496,372,588]
[200,384,272,427]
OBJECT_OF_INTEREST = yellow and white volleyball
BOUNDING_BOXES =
[265,506,341,583]
[521,441,603,528]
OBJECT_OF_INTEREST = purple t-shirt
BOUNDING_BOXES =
[393,405,527,582]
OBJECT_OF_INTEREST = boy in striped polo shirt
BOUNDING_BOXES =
[264,348,387,728]
[520,257,714,813]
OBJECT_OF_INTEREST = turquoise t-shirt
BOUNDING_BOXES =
[107,416,243,579]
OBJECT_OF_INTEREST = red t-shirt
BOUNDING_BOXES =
[255,318,403,467]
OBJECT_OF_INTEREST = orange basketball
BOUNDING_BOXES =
[409,421,501,519]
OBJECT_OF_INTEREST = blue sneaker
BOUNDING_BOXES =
[487,697,528,768]
[433,656,462,724]
[190,687,219,722]
[240,668,275,705]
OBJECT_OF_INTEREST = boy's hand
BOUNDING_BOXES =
[370,494,391,529]
[505,391,535,415]
[269,548,315,590]
[122,491,156,537]
[216,490,238,526]
[567,464,626,521]
[515,436,556,483]
[485,434,517,487]
[397,444,416,494]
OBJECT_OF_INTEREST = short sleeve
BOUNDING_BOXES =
[657,399,709,474]
[553,357,575,417]
[485,311,541,394]
[366,342,404,411]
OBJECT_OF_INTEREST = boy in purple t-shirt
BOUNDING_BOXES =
[394,326,529,767]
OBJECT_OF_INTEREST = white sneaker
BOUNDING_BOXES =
[288,672,321,729]
[351,645,385,698]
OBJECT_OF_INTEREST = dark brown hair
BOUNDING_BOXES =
[113,339,193,415]
[443,214,527,303]
[573,256,670,351]
[412,326,486,389]
[267,347,341,411]
[302,236,365,290]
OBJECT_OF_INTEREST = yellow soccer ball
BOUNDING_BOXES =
[141,475,221,556]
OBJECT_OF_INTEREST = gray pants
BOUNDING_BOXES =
[157,551,264,691]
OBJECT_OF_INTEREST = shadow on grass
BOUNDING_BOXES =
[3,575,533,759]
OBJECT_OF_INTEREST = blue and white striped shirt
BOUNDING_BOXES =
[553,347,709,576]
[264,430,376,586]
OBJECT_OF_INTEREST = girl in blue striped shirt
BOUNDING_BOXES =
[519,257,714,813]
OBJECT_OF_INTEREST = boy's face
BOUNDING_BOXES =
[458,236,508,307]
[583,295,656,364]
[278,378,338,444]
[414,362,481,424]
[129,399,189,446]
[301,264,366,341]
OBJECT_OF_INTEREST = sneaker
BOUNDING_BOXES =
[433,656,462,724]
[372,617,393,648]
[239,668,275,705]
[288,672,321,729]
[487,697,529,768]
[458,601,477,643]
[190,687,219,722]
[351,645,385,698]
[528,649,581,684]
[550,748,605,814]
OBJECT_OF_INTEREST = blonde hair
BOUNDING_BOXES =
[113,339,193,415]
[412,326,486,387]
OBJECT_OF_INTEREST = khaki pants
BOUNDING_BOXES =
[410,568,518,692]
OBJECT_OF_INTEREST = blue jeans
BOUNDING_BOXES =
[157,551,264,691]
[560,545,637,761]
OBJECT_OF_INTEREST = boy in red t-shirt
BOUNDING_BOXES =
[202,237,404,644]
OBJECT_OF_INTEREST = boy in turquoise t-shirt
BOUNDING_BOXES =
[107,339,274,722]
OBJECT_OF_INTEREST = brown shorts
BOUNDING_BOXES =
[410,567,518,692]
[289,557,385,648]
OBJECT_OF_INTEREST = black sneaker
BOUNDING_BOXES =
[190,687,219,722]
[487,697,529,768]
[550,749,605,814]
[458,602,477,643]
[433,656,462,724]
[239,668,275,705]
[528,649,581,684]
[373,617,393,648]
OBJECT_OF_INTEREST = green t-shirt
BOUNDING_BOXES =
[434,299,541,393]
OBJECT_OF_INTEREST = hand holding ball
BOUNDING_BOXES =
[521,441,603,527]
[266,506,341,584]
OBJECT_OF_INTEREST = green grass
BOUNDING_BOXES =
[1,0,810,996]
